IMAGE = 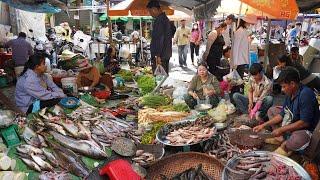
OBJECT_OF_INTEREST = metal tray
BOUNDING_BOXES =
[221,151,311,180]
[156,119,216,147]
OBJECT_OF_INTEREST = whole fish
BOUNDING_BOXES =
[48,140,89,178]
[42,148,59,167]
[50,131,107,159]
[16,144,43,155]
[31,154,54,171]
[21,158,41,172]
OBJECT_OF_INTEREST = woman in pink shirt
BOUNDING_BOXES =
[190,23,202,65]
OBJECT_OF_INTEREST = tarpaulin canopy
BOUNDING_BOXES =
[109,0,174,16]
[216,0,282,19]
[0,0,66,13]
[238,0,299,20]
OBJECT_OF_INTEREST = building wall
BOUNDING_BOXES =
[0,2,10,25]
[54,10,91,29]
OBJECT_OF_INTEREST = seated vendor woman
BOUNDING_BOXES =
[253,67,320,157]
[233,63,273,121]
[76,59,113,91]
[184,64,221,109]
[15,54,66,115]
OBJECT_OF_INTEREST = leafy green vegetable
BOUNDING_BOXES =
[140,94,171,108]
[115,69,134,82]
[137,75,156,95]
[159,103,190,112]
[141,122,166,144]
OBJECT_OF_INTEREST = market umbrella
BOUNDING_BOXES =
[239,0,299,20]
[109,0,174,16]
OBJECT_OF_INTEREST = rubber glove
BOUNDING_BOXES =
[249,101,262,119]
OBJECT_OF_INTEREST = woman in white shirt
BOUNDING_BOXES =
[231,14,257,78]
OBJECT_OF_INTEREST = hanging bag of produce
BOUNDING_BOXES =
[154,65,168,82]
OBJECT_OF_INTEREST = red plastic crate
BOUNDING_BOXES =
[99,159,141,180]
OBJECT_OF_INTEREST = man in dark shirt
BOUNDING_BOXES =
[147,0,172,74]
[254,67,319,156]
[4,32,33,76]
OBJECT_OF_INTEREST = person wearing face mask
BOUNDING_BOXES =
[15,54,66,115]
[231,14,257,78]
[189,23,202,66]
[184,64,221,109]
[233,63,273,121]
[203,22,227,79]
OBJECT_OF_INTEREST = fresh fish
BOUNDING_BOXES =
[48,140,89,177]
[77,122,91,139]
[16,144,43,155]
[23,127,42,147]
[46,123,67,135]
[39,171,71,180]
[15,152,46,160]
[31,154,54,171]
[58,120,79,137]
[42,148,59,167]
[21,158,41,172]
[38,135,48,147]
[50,131,107,159]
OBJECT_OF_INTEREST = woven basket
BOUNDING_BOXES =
[147,152,223,179]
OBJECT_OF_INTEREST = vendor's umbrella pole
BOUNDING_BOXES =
[106,0,113,44]
[140,18,144,62]
[264,18,272,69]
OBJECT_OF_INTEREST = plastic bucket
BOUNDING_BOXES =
[61,77,78,94]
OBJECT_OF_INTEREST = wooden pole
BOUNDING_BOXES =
[75,0,81,29]
[106,0,113,45]
[264,18,272,69]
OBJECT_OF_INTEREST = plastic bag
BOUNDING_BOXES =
[154,65,168,77]
[173,86,188,101]
[223,69,243,86]
[154,65,168,82]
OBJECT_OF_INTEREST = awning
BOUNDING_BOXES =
[0,0,66,13]
[239,0,299,20]
[109,0,174,16]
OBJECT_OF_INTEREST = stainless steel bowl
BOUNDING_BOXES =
[194,104,212,112]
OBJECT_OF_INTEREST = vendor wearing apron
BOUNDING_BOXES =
[76,59,113,91]
[15,54,66,115]
[254,67,320,157]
